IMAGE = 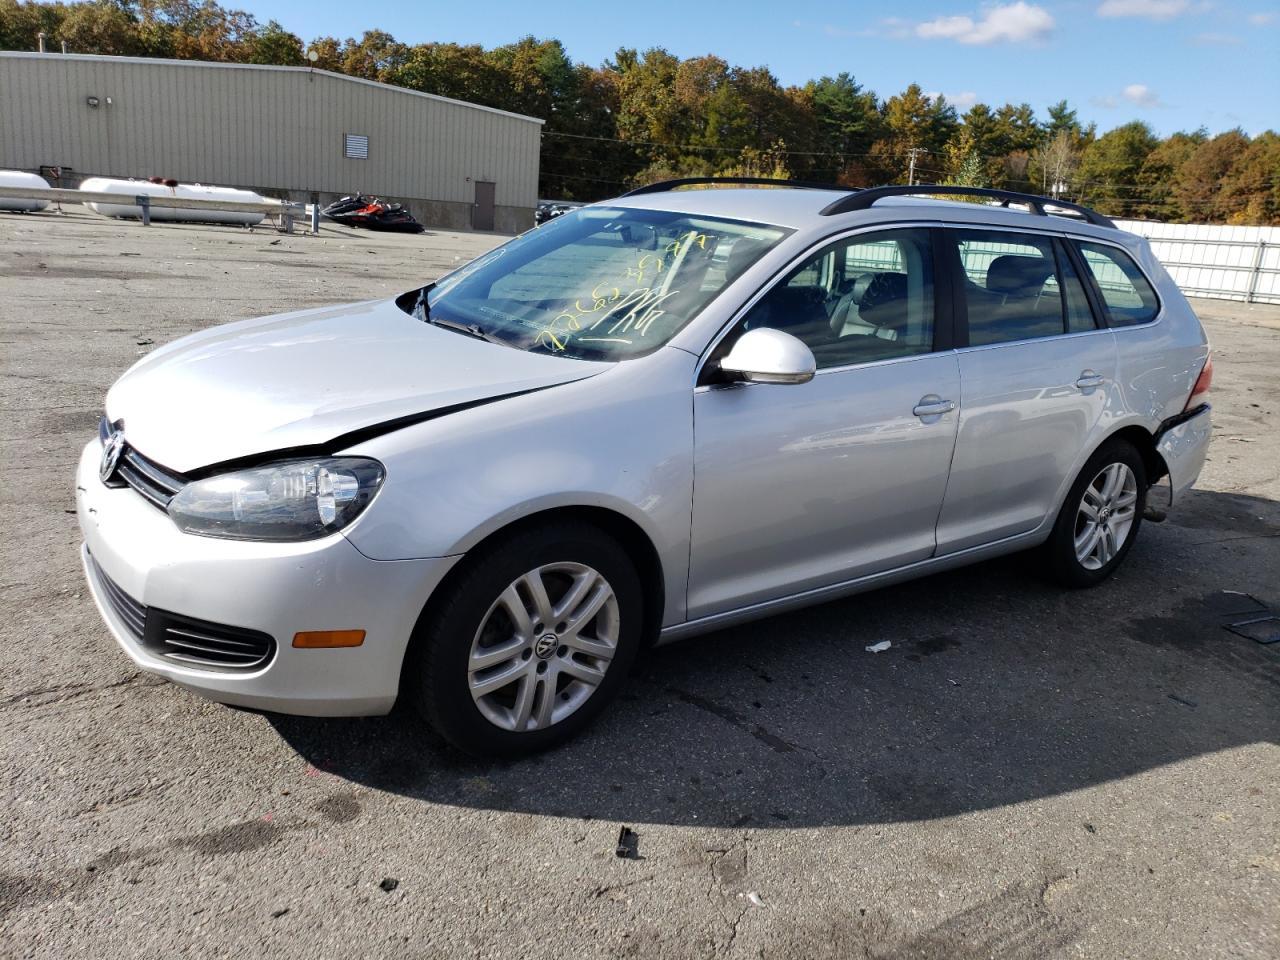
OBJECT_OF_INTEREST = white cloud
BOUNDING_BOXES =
[1122,83,1163,107]
[1097,0,1191,20]
[916,3,1055,44]
[1247,11,1276,25]
[926,90,980,109]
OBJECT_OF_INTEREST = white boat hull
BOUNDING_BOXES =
[0,170,50,212]
[80,177,266,225]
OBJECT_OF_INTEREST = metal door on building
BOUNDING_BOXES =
[472,181,496,231]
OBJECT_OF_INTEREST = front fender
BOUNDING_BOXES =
[340,348,697,627]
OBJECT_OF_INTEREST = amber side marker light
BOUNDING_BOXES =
[293,630,366,649]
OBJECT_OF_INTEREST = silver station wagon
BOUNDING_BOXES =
[77,181,1213,755]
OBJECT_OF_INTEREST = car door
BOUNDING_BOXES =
[933,227,1118,555]
[687,227,961,620]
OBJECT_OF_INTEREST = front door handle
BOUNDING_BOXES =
[913,396,956,418]
[1076,371,1106,390]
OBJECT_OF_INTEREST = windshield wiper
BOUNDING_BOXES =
[427,314,507,346]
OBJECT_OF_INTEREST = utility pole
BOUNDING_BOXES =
[906,148,927,186]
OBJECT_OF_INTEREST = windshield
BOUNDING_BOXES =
[422,206,791,360]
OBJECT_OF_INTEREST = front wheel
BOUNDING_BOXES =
[406,521,643,756]
[1043,439,1147,587]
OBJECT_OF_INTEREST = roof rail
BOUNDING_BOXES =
[819,184,1115,228]
[620,176,845,197]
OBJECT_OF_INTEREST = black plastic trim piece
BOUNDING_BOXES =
[1154,402,1210,441]
[931,227,968,350]
[1059,237,1109,330]
[819,185,1116,228]
[620,177,845,197]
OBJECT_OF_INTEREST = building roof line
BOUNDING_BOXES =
[0,51,546,125]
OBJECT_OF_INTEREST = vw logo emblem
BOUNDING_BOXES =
[534,634,558,659]
[99,431,126,482]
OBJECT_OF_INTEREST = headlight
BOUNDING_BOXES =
[167,458,385,542]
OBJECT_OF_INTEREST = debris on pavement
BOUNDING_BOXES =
[744,891,765,907]
[379,877,399,893]
[865,640,892,653]
[1226,615,1280,644]
[615,826,639,859]
[135,337,153,345]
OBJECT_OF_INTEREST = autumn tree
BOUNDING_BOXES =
[1172,130,1250,221]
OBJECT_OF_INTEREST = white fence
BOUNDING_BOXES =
[1115,219,1280,305]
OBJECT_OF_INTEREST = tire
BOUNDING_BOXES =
[405,520,643,757]
[1043,438,1148,588]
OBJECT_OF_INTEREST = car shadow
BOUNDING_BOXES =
[268,488,1280,828]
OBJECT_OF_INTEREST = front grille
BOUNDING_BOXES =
[145,610,276,670]
[89,553,146,640]
[88,552,276,671]
[99,417,187,509]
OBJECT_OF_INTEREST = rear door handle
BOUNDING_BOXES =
[913,396,956,418]
[1076,371,1106,390]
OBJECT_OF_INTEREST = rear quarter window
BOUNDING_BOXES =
[1075,241,1160,327]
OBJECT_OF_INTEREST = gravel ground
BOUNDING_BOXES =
[1,210,1277,960]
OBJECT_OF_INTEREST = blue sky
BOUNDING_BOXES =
[247,0,1278,135]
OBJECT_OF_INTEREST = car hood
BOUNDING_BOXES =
[105,297,610,473]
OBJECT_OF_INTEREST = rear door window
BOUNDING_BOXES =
[946,230,1073,346]
[1074,242,1160,326]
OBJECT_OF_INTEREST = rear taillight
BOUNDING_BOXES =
[1185,353,1212,411]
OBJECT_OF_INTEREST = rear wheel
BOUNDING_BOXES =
[406,521,642,757]
[1044,439,1147,587]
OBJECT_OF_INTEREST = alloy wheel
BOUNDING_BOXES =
[1074,462,1139,570]
[467,562,620,732]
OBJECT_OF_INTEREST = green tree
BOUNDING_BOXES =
[247,19,302,65]
[1044,100,1079,139]
[339,29,407,81]
[1076,120,1160,216]
[0,0,67,52]
[58,1,148,55]
[805,73,882,182]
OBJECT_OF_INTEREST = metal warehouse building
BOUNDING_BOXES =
[0,51,543,232]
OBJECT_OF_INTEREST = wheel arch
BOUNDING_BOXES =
[1103,423,1169,490]
[402,505,667,688]
[1043,420,1170,533]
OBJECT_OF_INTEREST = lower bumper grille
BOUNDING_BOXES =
[91,554,146,640]
[146,610,276,670]
[88,553,276,671]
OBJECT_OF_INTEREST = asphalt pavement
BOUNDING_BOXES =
[1,210,1276,959]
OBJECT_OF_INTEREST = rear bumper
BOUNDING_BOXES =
[75,440,459,716]
[1155,403,1212,505]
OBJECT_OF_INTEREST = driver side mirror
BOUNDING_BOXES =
[718,327,816,385]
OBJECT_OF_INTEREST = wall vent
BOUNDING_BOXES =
[343,134,369,159]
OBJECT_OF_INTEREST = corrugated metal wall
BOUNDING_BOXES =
[1117,219,1280,304]
[0,52,542,210]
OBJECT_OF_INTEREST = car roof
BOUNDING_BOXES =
[607,187,1126,242]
